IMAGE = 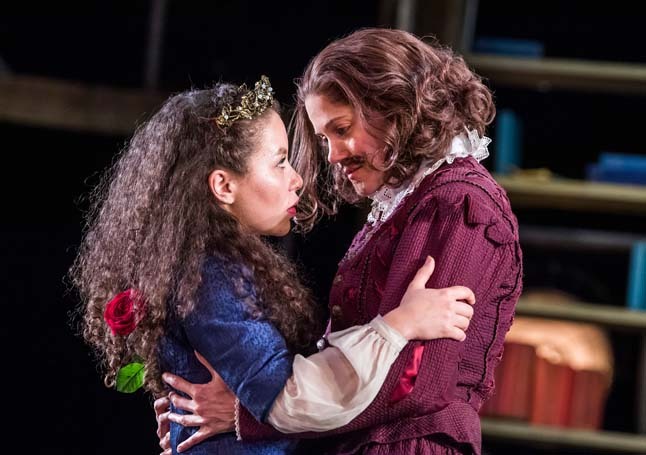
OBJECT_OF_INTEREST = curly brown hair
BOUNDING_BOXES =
[69,82,323,397]
[291,27,496,231]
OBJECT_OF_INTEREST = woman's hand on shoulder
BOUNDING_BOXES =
[383,256,475,341]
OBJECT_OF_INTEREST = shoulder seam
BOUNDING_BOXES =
[408,178,518,233]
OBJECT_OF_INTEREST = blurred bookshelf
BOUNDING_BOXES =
[0,74,166,135]
[495,174,646,216]
[481,418,646,454]
[409,1,646,453]
[514,298,646,332]
[465,54,646,95]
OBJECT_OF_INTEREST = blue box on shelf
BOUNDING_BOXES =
[628,242,646,311]
[473,36,545,58]
[585,152,646,185]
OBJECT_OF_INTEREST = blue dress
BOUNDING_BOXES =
[159,256,299,454]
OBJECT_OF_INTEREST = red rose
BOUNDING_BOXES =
[104,289,146,336]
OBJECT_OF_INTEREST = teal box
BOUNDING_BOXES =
[494,109,522,175]
[627,242,646,310]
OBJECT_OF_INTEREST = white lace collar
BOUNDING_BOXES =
[367,129,491,224]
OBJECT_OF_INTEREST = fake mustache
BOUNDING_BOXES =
[338,156,365,167]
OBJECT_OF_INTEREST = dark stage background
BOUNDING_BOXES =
[2,1,645,454]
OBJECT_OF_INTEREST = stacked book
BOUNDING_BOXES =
[586,152,646,186]
[480,290,614,430]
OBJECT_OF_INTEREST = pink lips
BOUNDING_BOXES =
[344,164,361,179]
[341,156,364,179]
[287,199,299,216]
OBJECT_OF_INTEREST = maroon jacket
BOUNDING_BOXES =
[239,157,523,454]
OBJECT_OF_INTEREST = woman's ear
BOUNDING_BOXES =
[208,169,237,205]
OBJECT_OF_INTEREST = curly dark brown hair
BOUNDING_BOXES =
[291,27,496,231]
[69,82,323,397]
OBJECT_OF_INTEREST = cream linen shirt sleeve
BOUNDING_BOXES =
[265,315,407,433]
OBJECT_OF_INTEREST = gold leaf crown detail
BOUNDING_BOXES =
[215,75,274,128]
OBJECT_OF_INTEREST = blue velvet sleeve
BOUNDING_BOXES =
[183,258,294,422]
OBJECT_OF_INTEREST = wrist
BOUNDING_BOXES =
[382,307,413,340]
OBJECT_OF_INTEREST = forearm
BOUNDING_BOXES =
[237,340,447,440]
[266,316,406,432]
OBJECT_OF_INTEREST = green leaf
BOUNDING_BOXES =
[115,362,145,393]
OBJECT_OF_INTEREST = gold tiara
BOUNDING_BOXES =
[215,75,274,128]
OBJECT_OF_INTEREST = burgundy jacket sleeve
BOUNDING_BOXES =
[239,173,522,440]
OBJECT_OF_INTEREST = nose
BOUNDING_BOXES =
[326,139,351,165]
[289,165,303,192]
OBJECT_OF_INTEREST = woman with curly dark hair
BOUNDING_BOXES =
[71,75,475,455]
[160,28,523,455]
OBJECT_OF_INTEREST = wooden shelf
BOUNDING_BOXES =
[515,299,646,331]
[0,75,167,135]
[465,54,646,95]
[481,418,646,453]
[520,225,646,252]
[494,174,646,216]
